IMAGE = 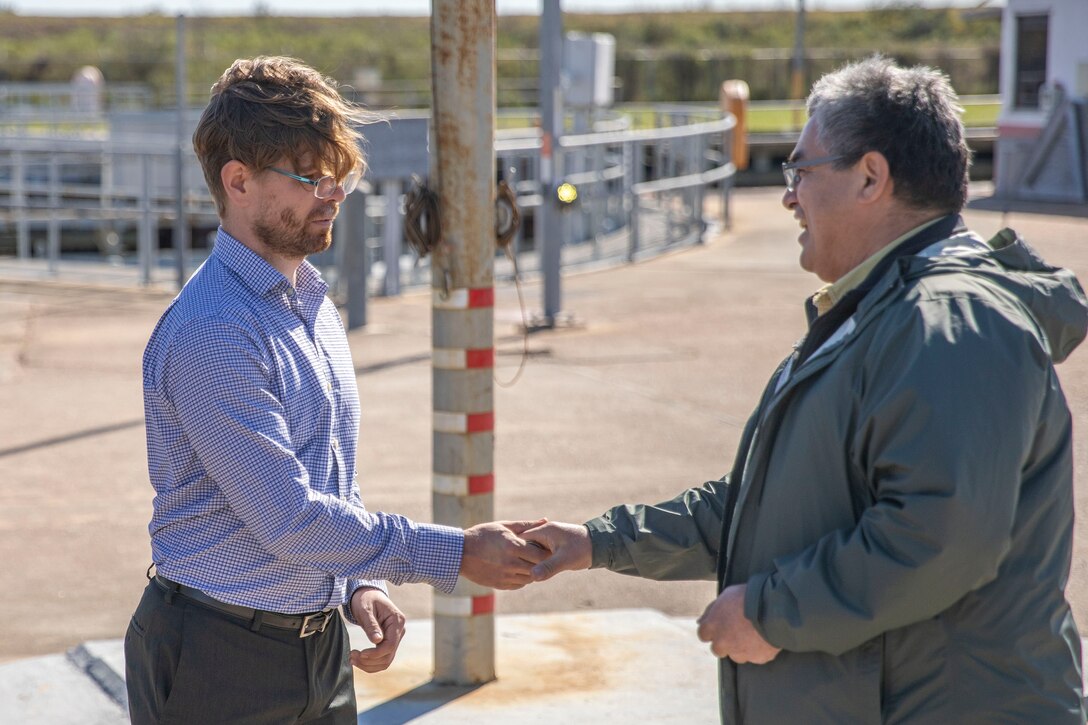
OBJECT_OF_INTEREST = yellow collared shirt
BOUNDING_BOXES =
[810,218,943,317]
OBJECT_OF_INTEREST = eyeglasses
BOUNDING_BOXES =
[781,155,846,193]
[268,167,361,199]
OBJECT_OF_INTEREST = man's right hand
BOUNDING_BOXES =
[520,521,592,581]
[460,520,550,590]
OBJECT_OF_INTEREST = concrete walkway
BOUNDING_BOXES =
[2,186,1087,722]
[0,610,718,723]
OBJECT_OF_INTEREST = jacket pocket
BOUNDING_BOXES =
[737,639,883,724]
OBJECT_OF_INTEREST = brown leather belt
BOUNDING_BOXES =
[153,575,335,638]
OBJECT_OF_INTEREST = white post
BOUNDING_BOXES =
[430,0,497,685]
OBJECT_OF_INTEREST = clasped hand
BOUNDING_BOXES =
[516,521,781,666]
[372,520,781,671]
[696,584,781,664]
[459,519,554,590]
[351,519,551,673]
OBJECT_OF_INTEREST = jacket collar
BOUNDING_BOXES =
[797,214,963,364]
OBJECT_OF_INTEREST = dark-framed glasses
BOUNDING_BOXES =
[781,155,845,193]
[268,167,362,199]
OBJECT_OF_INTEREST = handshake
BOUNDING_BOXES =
[353,518,781,673]
[459,519,591,590]
[350,519,590,673]
[457,519,781,666]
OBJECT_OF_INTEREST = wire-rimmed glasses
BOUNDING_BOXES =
[781,155,846,193]
[268,167,362,199]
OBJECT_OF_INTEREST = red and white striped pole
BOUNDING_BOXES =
[429,0,497,685]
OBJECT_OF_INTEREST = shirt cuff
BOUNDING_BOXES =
[342,580,389,625]
[411,523,464,594]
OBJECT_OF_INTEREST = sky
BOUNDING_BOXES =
[6,0,1004,16]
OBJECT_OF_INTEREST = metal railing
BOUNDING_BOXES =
[367,110,735,295]
[0,107,735,296]
[0,136,215,286]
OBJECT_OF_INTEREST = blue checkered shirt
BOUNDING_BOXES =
[143,228,462,615]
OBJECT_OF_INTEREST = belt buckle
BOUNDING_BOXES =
[299,611,331,638]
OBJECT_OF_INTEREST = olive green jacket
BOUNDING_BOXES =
[587,228,1087,723]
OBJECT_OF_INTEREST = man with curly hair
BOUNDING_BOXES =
[124,57,546,724]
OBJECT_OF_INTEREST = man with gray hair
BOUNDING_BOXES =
[522,56,1087,722]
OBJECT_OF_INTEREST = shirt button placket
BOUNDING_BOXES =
[285,287,303,319]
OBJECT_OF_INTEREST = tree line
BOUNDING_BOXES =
[0,6,1000,106]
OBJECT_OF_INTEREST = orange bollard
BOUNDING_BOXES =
[720,79,750,171]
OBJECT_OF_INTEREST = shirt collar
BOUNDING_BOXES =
[212,227,328,300]
[294,257,327,300]
[810,216,944,317]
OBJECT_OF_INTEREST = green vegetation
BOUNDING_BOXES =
[745,98,1001,133]
[960,100,1002,128]
[0,7,1001,105]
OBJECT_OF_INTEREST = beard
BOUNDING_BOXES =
[253,201,336,259]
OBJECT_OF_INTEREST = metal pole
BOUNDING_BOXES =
[539,0,563,326]
[381,180,402,297]
[722,121,734,230]
[139,154,154,286]
[14,150,29,259]
[693,134,705,244]
[626,140,639,262]
[790,0,807,129]
[47,154,60,274]
[342,188,368,330]
[430,0,497,685]
[174,14,191,289]
[100,148,113,256]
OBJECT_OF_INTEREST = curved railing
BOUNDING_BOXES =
[0,108,736,293]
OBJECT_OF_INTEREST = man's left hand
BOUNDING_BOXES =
[349,588,406,673]
[697,583,782,665]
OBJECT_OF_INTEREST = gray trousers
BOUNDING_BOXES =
[124,579,356,724]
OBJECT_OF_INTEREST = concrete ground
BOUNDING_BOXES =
[0,610,719,723]
[1,185,1087,721]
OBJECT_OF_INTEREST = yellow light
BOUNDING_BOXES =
[556,182,578,205]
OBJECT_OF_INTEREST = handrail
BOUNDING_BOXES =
[0,105,737,291]
[561,115,735,148]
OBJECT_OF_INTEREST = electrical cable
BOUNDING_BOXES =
[403,174,441,259]
[404,174,530,386]
[494,180,529,388]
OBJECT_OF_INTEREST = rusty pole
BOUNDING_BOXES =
[429,0,497,684]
